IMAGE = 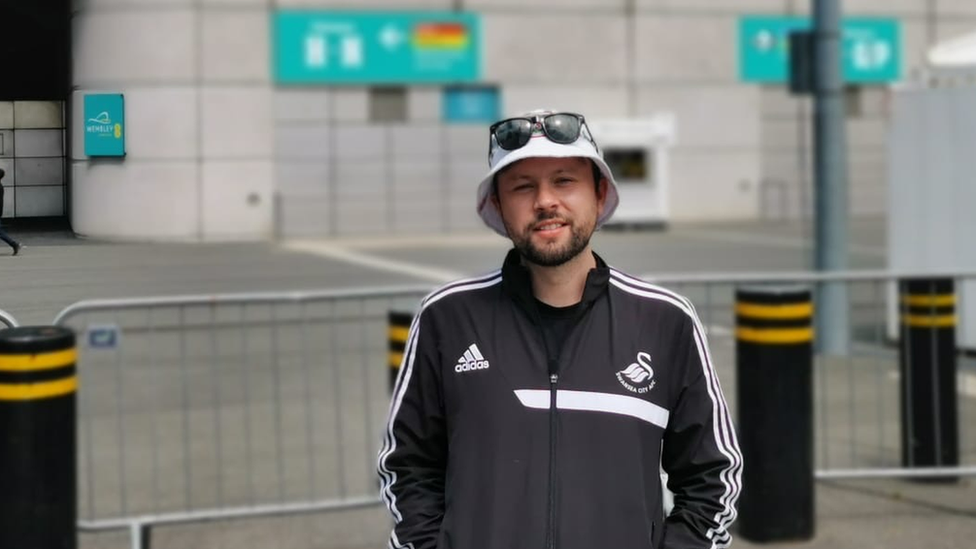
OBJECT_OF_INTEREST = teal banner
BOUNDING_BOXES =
[274,10,481,84]
[84,94,125,157]
[739,16,901,83]
[443,86,499,124]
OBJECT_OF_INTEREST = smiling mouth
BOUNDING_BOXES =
[533,221,567,232]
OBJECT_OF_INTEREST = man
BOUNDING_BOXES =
[378,110,742,549]
[0,168,22,256]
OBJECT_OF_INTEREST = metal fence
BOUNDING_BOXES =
[641,269,976,480]
[28,269,976,547]
[54,287,430,548]
[0,308,18,328]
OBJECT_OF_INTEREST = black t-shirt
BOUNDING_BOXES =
[534,298,582,359]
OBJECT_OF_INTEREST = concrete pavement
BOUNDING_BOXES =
[4,218,974,549]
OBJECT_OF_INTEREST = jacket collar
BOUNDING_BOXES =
[501,248,610,320]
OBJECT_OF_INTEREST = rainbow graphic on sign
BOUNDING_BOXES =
[413,22,470,49]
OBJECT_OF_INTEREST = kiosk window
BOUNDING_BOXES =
[604,148,652,184]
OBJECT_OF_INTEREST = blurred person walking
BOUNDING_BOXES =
[378,109,742,549]
[0,168,22,256]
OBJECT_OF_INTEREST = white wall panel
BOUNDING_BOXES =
[635,15,737,82]
[482,14,627,83]
[844,0,934,15]
[73,0,193,8]
[333,126,387,159]
[72,162,199,240]
[408,88,441,122]
[0,159,12,183]
[276,162,329,193]
[669,150,759,221]
[201,87,273,158]
[120,87,200,159]
[275,0,453,8]
[202,10,270,82]
[391,126,441,157]
[0,131,12,158]
[1,186,12,217]
[392,161,442,197]
[13,102,62,129]
[276,126,331,159]
[15,158,63,187]
[335,162,386,197]
[637,0,791,10]
[0,103,12,129]
[14,186,63,217]
[202,0,266,6]
[202,161,273,240]
[637,86,761,148]
[275,90,332,122]
[331,89,370,123]
[13,130,62,158]
[503,85,631,120]
[444,127,483,156]
[74,10,196,84]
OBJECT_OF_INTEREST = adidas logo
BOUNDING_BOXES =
[455,343,490,373]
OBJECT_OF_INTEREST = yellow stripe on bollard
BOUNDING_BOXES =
[901,294,955,307]
[902,314,956,328]
[0,376,77,401]
[735,327,814,344]
[0,349,77,372]
[388,326,410,343]
[389,351,404,368]
[735,302,813,319]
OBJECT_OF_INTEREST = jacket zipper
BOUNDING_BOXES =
[547,363,559,549]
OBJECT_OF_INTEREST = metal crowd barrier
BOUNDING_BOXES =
[640,269,976,481]
[46,270,976,547]
[0,308,18,328]
[53,286,430,549]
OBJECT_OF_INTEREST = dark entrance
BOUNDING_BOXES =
[0,0,71,223]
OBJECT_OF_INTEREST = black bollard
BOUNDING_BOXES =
[735,286,814,542]
[388,311,412,392]
[0,326,77,549]
[899,278,958,480]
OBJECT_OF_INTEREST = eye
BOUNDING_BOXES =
[555,177,575,185]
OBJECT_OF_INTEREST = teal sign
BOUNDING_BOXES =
[274,10,481,84]
[84,94,125,157]
[739,16,901,83]
[443,87,499,124]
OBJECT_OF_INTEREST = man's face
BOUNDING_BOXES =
[493,157,607,267]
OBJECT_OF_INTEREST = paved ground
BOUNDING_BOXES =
[3,217,975,549]
[1,217,886,325]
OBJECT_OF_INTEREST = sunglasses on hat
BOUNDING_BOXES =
[488,112,598,163]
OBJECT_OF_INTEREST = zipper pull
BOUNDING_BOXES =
[550,373,558,385]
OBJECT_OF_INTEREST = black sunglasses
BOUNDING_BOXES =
[488,112,598,162]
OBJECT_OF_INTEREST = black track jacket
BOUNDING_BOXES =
[378,250,742,549]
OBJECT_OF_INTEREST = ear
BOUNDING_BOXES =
[490,188,501,210]
[596,177,609,210]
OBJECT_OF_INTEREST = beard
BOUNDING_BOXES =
[507,212,595,267]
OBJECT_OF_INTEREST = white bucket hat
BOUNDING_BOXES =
[476,109,619,236]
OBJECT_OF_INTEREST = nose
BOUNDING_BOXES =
[534,181,558,211]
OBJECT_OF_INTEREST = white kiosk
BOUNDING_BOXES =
[588,115,676,227]
[885,34,976,350]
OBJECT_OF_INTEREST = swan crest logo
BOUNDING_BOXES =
[616,351,655,394]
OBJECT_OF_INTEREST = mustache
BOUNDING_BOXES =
[533,212,568,223]
[525,212,570,231]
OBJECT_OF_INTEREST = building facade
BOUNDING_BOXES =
[3,0,975,240]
